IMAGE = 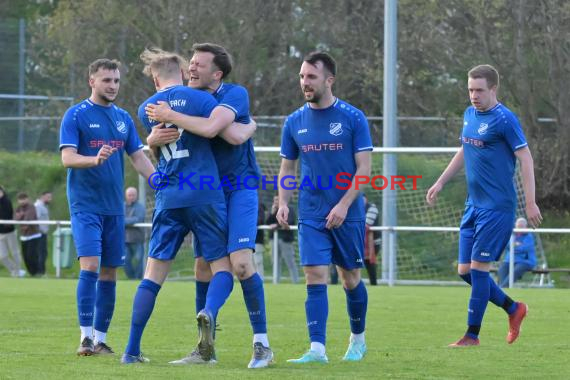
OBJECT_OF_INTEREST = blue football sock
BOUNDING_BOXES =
[94,280,116,334]
[240,273,267,334]
[466,269,490,339]
[305,284,328,345]
[77,270,98,328]
[196,281,210,315]
[489,276,517,314]
[125,279,161,356]
[204,271,234,320]
[344,280,367,334]
[459,273,472,285]
[460,272,516,314]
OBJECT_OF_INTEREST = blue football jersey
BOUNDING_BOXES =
[461,103,527,211]
[209,82,260,189]
[280,98,373,221]
[59,99,143,215]
[138,85,224,210]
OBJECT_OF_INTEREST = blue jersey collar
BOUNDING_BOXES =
[213,82,224,96]
[157,85,183,93]
[305,97,339,111]
[85,98,113,109]
[475,102,501,115]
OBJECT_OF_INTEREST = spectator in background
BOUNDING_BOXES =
[124,187,146,279]
[0,185,24,277]
[14,192,41,276]
[363,194,380,285]
[254,196,267,279]
[498,217,537,287]
[34,191,52,276]
[267,195,299,283]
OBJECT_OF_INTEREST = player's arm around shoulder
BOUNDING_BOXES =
[145,89,224,139]
[145,101,230,139]
[218,116,256,145]
[216,85,255,144]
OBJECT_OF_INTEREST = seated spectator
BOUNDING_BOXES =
[498,217,537,287]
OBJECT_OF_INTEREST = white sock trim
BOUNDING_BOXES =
[350,332,365,344]
[310,342,326,356]
[253,333,269,347]
[80,326,93,341]
[94,330,106,344]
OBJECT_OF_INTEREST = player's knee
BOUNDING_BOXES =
[457,263,471,275]
[340,272,361,289]
[195,270,212,282]
[194,258,212,281]
[232,260,253,280]
[341,277,359,290]
[143,258,171,285]
[82,263,99,273]
[230,249,255,279]
[210,256,232,274]
[470,260,491,272]
[99,266,117,281]
[79,257,99,273]
[304,267,328,284]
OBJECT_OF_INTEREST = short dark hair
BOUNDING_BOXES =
[303,51,337,77]
[191,43,233,79]
[16,192,29,200]
[468,64,499,89]
[88,58,121,77]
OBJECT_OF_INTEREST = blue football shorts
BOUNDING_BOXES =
[298,219,365,270]
[225,189,258,254]
[149,202,228,263]
[458,205,515,264]
[71,211,125,267]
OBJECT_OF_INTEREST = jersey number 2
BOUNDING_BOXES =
[159,124,189,161]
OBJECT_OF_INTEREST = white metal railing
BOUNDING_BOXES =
[1,219,568,287]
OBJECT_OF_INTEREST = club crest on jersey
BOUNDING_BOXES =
[329,122,343,136]
[116,121,127,134]
[478,123,489,135]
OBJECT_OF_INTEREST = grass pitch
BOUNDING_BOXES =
[0,278,569,379]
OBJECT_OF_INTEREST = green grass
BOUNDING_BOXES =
[1,279,569,379]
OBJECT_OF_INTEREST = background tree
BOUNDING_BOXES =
[2,0,569,207]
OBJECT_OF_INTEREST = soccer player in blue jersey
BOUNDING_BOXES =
[426,64,542,347]
[145,43,273,368]
[121,48,242,364]
[59,59,155,356]
[277,52,372,363]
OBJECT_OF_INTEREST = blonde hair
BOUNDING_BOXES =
[140,47,188,79]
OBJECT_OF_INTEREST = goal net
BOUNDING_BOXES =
[138,118,551,286]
